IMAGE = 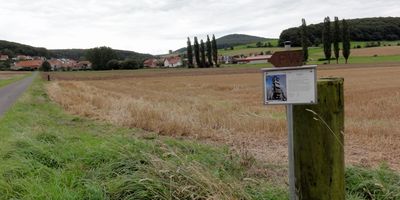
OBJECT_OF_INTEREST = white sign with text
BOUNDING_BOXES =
[263,66,317,105]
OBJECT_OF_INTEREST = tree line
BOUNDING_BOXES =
[301,17,351,64]
[186,35,218,68]
[85,46,145,70]
[280,17,400,47]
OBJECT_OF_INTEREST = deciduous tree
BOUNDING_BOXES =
[86,46,118,70]
[41,60,51,72]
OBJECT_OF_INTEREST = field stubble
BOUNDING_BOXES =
[47,65,400,170]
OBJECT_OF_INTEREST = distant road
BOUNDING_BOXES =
[0,72,36,117]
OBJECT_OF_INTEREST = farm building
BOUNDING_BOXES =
[14,55,33,61]
[76,61,92,70]
[48,59,63,71]
[219,55,233,64]
[143,58,158,68]
[164,56,182,67]
[234,55,272,64]
[12,60,44,70]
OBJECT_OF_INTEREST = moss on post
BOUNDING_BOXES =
[293,78,345,200]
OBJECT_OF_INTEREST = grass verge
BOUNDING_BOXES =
[0,77,287,199]
[0,73,31,89]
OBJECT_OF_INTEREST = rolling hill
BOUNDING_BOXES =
[175,34,271,53]
[0,40,153,61]
[50,49,153,61]
[0,40,50,58]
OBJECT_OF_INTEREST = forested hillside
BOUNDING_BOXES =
[279,17,400,46]
[175,34,269,53]
[50,49,153,61]
[0,40,49,57]
[0,40,153,62]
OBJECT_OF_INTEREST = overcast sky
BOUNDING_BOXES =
[0,0,398,55]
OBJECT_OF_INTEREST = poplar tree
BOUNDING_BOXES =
[333,16,341,64]
[187,37,193,68]
[200,39,206,68]
[194,37,201,68]
[322,16,332,63]
[206,35,213,67]
[212,35,219,67]
[300,18,309,63]
[342,19,351,64]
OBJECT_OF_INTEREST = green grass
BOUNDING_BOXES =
[345,165,400,200]
[308,55,400,65]
[219,39,283,56]
[0,76,399,199]
[0,77,288,199]
[217,40,400,65]
[0,73,31,88]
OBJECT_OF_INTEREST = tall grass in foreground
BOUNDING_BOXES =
[346,165,400,199]
[0,78,287,199]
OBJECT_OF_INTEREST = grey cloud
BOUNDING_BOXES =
[0,0,398,54]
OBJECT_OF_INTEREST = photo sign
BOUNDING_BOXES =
[262,65,317,105]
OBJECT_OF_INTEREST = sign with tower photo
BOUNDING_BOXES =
[263,65,317,105]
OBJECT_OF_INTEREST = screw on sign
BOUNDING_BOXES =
[269,50,303,67]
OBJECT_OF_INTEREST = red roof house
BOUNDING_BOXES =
[13,60,44,70]
[143,58,158,68]
[164,56,182,67]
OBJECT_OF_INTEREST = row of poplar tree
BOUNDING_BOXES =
[301,17,351,64]
[186,35,218,68]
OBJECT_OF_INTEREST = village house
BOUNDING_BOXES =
[49,58,92,71]
[14,55,33,61]
[0,54,9,61]
[76,61,92,70]
[143,58,158,68]
[164,56,182,68]
[48,59,63,71]
[12,60,44,70]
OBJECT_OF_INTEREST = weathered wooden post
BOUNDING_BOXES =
[47,74,51,81]
[293,78,345,199]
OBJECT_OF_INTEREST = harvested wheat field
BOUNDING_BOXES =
[47,64,400,170]
[0,71,28,80]
[350,46,400,56]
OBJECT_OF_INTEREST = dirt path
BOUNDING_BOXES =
[0,72,36,117]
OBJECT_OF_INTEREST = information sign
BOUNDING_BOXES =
[263,65,317,105]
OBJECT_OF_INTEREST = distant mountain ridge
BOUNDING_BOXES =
[0,40,153,61]
[175,34,271,53]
